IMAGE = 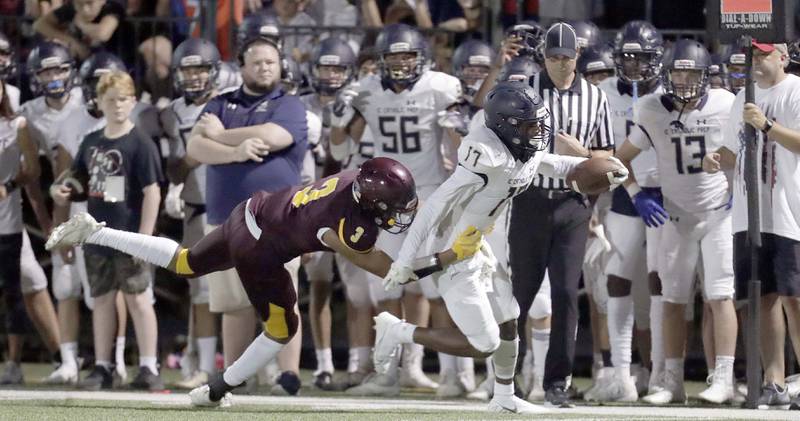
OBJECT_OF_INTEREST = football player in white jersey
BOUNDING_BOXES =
[21,41,91,385]
[591,21,666,402]
[330,23,466,396]
[378,80,627,414]
[616,40,738,405]
[704,41,800,409]
[160,38,223,390]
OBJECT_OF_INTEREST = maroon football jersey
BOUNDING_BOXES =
[248,170,380,259]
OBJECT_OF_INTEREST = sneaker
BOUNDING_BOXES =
[270,371,301,396]
[0,362,23,385]
[641,369,686,405]
[43,363,78,385]
[545,385,574,408]
[129,367,165,391]
[313,371,335,391]
[176,370,209,390]
[757,383,791,410]
[399,367,439,390]
[45,212,104,251]
[489,394,550,414]
[583,367,612,402]
[345,372,400,397]
[591,373,638,403]
[467,376,493,401]
[79,365,114,390]
[372,312,404,374]
[698,375,734,404]
[648,369,665,395]
[189,384,232,408]
[436,371,466,398]
[526,374,545,402]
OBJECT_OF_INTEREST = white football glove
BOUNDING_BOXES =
[383,262,418,291]
[605,156,629,187]
[329,88,358,129]
[165,183,185,219]
[436,110,469,136]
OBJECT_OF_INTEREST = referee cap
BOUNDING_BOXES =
[545,22,578,59]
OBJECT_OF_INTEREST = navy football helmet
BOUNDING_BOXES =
[280,56,307,95]
[376,23,428,87]
[570,20,601,49]
[721,44,746,92]
[79,51,126,112]
[708,53,730,91]
[613,20,663,86]
[578,44,615,77]
[27,41,75,98]
[237,13,282,54]
[505,20,546,64]
[497,55,540,83]
[354,157,418,234]
[452,39,493,96]
[172,38,221,102]
[311,37,356,96]
[0,32,16,80]
[662,39,711,103]
[484,80,551,162]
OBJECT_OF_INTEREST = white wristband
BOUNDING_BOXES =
[625,183,641,198]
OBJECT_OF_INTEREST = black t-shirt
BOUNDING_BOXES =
[53,1,129,62]
[73,126,163,253]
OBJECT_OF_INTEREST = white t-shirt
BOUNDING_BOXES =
[630,89,735,214]
[20,88,85,160]
[723,74,800,241]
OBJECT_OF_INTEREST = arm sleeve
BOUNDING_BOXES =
[537,153,587,179]
[395,165,484,266]
[591,91,615,150]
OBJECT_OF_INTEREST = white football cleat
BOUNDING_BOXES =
[641,370,686,405]
[46,212,104,251]
[176,370,209,390]
[189,384,232,408]
[467,376,493,401]
[583,367,612,401]
[345,372,400,397]
[399,366,439,390]
[526,373,546,402]
[489,394,550,414]
[591,373,638,403]
[372,312,403,374]
[698,371,734,404]
[786,373,800,398]
[436,371,466,398]
[43,363,78,385]
[648,369,666,395]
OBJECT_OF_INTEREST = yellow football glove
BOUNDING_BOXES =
[452,226,483,260]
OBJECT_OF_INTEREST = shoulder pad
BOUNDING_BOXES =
[458,133,509,173]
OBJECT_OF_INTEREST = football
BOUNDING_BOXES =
[566,157,626,195]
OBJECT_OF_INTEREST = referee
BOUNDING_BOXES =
[509,22,614,407]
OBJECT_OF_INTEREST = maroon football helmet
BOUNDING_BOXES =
[354,157,418,234]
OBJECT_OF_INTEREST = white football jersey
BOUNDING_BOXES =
[630,89,734,214]
[350,70,462,187]
[162,97,206,204]
[300,94,329,181]
[57,106,105,159]
[7,84,19,111]
[598,77,661,187]
[724,74,800,241]
[396,111,584,267]
[20,88,85,160]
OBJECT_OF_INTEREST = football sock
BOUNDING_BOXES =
[115,336,126,367]
[88,228,179,269]
[650,296,664,375]
[608,295,634,376]
[439,352,457,375]
[60,342,78,369]
[315,348,334,375]
[223,334,283,387]
[457,356,474,380]
[140,356,158,375]
[531,328,550,382]
[348,346,371,373]
[714,355,735,384]
[197,336,218,374]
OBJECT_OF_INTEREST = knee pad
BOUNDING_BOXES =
[52,263,82,301]
[467,323,501,354]
[528,291,552,319]
[262,303,299,341]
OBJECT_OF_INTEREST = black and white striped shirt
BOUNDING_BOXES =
[529,71,614,190]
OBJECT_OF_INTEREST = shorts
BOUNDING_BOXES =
[304,251,335,282]
[184,205,210,305]
[734,232,800,299]
[605,211,647,282]
[85,249,152,297]
[658,206,734,304]
[20,229,47,294]
[197,200,300,320]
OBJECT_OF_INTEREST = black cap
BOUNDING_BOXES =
[545,22,578,59]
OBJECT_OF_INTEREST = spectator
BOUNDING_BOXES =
[51,71,164,391]
[128,0,173,104]
[185,35,307,395]
[268,0,315,64]
[33,0,129,63]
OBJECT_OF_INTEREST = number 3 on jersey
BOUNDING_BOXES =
[292,178,339,208]
[379,116,421,153]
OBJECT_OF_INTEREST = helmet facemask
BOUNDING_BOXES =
[36,64,72,99]
[176,64,216,102]
[614,50,661,84]
[665,68,707,103]
[312,63,352,96]
[381,50,423,86]
[352,180,418,234]
[505,109,552,162]
[458,64,490,97]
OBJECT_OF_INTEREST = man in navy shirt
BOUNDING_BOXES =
[186,34,307,394]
